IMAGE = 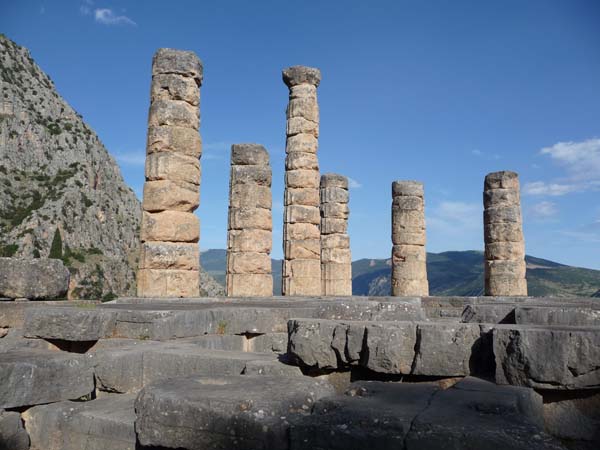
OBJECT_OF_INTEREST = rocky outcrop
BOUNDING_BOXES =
[0,257,69,299]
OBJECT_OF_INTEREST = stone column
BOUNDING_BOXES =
[226,144,273,296]
[391,181,429,296]
[137,48,203,297]
[282,66,322,296]
[484,171,527,296]
[320,174,352,295]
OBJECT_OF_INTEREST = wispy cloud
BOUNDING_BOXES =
[471,149,501,160]
[94,8,136,26]
[80,0,93,15]
[560,220,600,243]
[114,150,145,166]
[529,201,558,219]
[202,141,229,160]
[428,201,481,232]
[347,177,362,189]
[525,138,600,196]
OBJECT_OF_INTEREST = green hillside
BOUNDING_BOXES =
[202,249,600,297]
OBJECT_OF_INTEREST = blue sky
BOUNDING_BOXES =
[2,0,600,268]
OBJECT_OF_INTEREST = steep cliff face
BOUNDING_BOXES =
[0,35,140,299]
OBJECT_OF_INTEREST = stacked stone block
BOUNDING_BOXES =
[391,181,429,296]
[484,171,527,296]
[320,174,352,295]
[137,48,203,297]
[226,144,273,296]
[282,66,322,296]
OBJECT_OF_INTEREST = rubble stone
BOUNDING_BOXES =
[0,258,69,300]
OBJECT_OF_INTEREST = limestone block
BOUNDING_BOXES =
[0,410,29,450]
[228,208,272,231]
[321,248,351,265]
[283,65,322,87]
[147,125,202,158]
[286,151,319,170]
[286,116,319,137]
[484,188,520,209]
[485,241,525,260]
[321,263,352,280]
[227,229,272,253]
[484,222,523,243]
[289,83,318,100]
[285,187,320,206]
[320,186,349,204]
[321,278,352,296]
[321,202,349,218]
[391,278,429,296]
[364,322,417,374]
[287,97,319,122]
[286,169,320,188]
[392,181,424,197]
[321,217,347,234]
[145,151,200,184]
[485,260,526,279]
[226,274,273,297]
[392,244,427,262]
[231,165,271,186]
[229,184,271,209]
[227,252,271,274]
[283,259,321,278]
[283,277,323,296]
[320,173,349,189]
[486,277,527,296]
[142,180,199,212]
[392,209,426,229]
[0,258,69,300]
[285,204,320,224]
[140,242,199,270]
[230,144,270,166]
[287,319,338,368]
[286,223,320,240]
[321,234,350,249]
[484,170,520,190]
[24,307,116,341]
[392,195,424,211]
[284,240,321,259]
[392,261,428,280]
[151,73,199,105]
[141,211,199,243]
[286,133,318,154]
[152,48,203,84]
[484,205,522,224]
[137,269,199,297]
[148,99,199,130]
[392,229,426,246]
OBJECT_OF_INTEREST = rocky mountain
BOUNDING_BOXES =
[201,249,600,297]
[0,35,223,299]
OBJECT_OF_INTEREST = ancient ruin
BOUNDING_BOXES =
[320,174,352,295]
[282,66,323,296]
[484,171,527,296]
[226,144,273,296]
[137,48,203,298]
[391,181,429,296]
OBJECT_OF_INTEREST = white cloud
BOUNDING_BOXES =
[522,181,579,196]
[80,0,93,15]
[94,8,136,26]
[428,201,481,231]
[471,149,482,156]
[347,177,362,189]
[561,220,600,243]
[529,201,558,219]
[525,138,600,197]
[114,150,145,166]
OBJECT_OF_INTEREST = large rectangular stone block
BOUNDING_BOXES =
[285,223,320,240]
[230,165,271,186]
[285,187,320,206]
[321,217,347,234]
[142,180,199,212]
[321,262,352,280]
[283,259,321,278]
[321,234,350,249]
[285,134,318,154]
[151,73,199,105]
[286,169,320,189]
[285,152,319,170]
[141,210,199,243]
[226,273,273,297]
[485,241,525,260]
[320,186,349,204]
[484,205,522,224]
[227,229,272,253]
[228,208,272,231]
[287,96,319,122]
[321,202,349,218]
[148,99,199,129]
[284,240,321,259]
[286,116,319,137]
[227,252,271,274]
[147,125,202,158]
[140,242,199,270]
[229,184,272,209]
[137,268,199,297]
[145,151,200,185]
[285,204,320,224]
[321,248,351,265]
[282,277,322,296]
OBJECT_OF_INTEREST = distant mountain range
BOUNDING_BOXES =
[201,249,600,297]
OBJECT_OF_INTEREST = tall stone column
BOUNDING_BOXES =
[137,48,203,297]
[320,174,352,296]
[282,66,322,296]
[226,144,273,296]
[391,181,429,296]
[484,171,527,296]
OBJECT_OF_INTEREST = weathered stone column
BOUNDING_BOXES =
[484,171,527,296]
[137,48,203,297]
[226,144,273,296]
[320,174,352,296]
[391,181,429,296]
[282,66,322,296]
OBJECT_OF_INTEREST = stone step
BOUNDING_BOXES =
[287,318,491,377]
[90,340,278,393]
[291,377,565,450]
[493,324,600,390]
[0,349,94,409]
[135,375,335,450]
[23,393,136,450]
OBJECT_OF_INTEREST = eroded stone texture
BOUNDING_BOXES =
[138,48,203,297]
[282,66,322,296]
[0,258,69,300]
[484,171,527,296]
[226,144,273,296]
[320,174,351,295]
[391,181,428,296]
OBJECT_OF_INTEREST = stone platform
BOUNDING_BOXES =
[1,296,599,449]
